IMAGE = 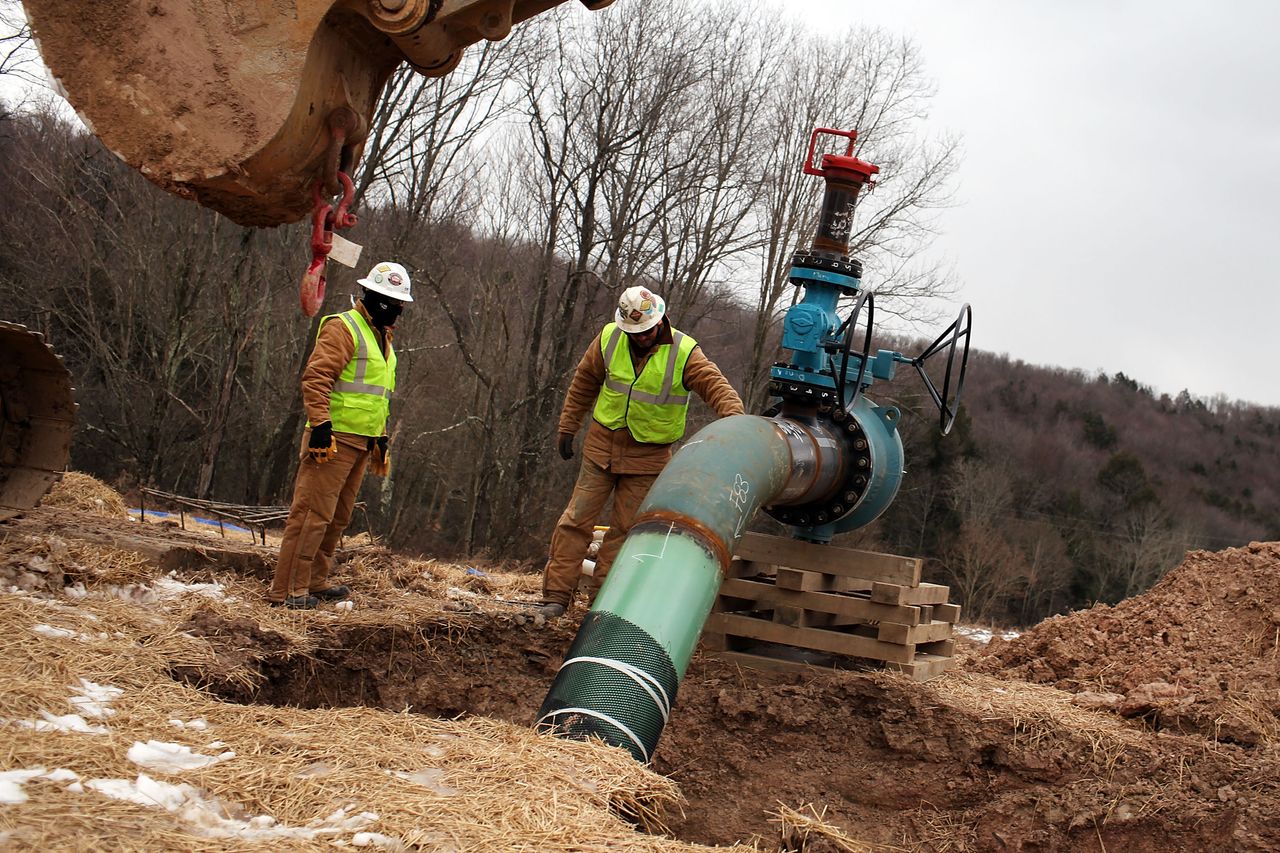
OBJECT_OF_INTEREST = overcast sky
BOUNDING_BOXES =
[775,0,1280,408]
[10,2,1278,406]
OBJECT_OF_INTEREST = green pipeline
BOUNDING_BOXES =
[591,414,794,677]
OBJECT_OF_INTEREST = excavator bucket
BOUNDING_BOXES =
[22,0,613,227]
[0,322,77,521]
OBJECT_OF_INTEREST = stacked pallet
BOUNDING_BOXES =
[701,532,960,681]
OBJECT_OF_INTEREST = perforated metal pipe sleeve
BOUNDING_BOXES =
[536,610,677,763]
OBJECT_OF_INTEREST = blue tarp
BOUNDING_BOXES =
[128,508,252,535]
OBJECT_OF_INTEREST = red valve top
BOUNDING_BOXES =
[803,127,879,185]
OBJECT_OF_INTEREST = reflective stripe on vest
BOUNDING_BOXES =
[319,310,396,436]
[592,322,697,444]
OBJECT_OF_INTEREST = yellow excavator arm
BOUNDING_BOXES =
[23,0,612,227]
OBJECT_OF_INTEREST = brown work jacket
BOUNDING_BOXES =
[558,323,745,474]
[301,301,395,447]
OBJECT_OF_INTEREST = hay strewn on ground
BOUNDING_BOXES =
[0,482,740,852]
[39,472,129,518]
[0,587,742,852]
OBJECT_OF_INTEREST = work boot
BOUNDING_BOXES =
[312,585,350,602]
[271,594,318,610]
[537,602,566,620]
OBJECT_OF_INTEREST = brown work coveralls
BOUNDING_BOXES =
[268,303,392,602]
[541,324,744,608]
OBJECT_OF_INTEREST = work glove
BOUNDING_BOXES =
[369,435,391,477]
[307,421,338,463]
[558,433,575,461]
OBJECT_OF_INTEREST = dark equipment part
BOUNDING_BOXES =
[0,322,77,521]
[832,288,874,414]
[910,304,973,435]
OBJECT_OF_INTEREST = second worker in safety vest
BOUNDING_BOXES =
[267,261,412,610]
[539,286,744,618]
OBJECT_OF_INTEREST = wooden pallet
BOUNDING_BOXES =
[701,532,960,681]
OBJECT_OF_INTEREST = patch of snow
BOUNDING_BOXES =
[16,711,109,735]
[0,767,82,804]
[0,769,45,804]
[64,572,227,606]
[127,740,235,773]
[168,717,210,731]
[32,624,107,643]
[88,774,191,809]
[953,625,1021,644]
[27,555,54,574]
[69,679,123,718]
[86,774,379,839]
[31,624,76,639]
[352,831,407,849]
[153,573,226,600]
[388,768,457,796]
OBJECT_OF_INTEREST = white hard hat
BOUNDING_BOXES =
[358,261,413,303]
[615,286,665,333]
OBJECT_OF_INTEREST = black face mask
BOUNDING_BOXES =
[362,289,403,328]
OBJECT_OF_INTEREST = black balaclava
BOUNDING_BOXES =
[627,316,667,355]
[361,287,404,329]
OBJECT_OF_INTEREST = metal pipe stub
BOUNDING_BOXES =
[764,408,871,528]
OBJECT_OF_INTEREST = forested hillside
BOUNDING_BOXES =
[860,349,1280,626]
[3,0,1275,630]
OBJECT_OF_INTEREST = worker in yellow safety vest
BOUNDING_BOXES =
[267,261,412,609]
[538,286,744,619]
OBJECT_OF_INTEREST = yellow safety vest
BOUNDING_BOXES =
[592,322,697,444]
[314,310,396,436]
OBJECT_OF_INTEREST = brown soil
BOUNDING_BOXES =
[5,507,1280,851]
[970,542,1280,748]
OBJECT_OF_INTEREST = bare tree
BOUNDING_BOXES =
[743,28,960,410]
[942,521,1028,625]
[0,0,40,90]
[0,106,312,497]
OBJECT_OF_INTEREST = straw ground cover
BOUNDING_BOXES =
[39,472,130,519]
[0,582,743,851]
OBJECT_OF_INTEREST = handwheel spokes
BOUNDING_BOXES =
[834,289,875,413]
[911,303,972,435]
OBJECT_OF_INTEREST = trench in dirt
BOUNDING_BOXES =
[172,610,1243,851]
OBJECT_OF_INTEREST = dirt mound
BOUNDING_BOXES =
[40,472,129,518]
[973,542,1280,746]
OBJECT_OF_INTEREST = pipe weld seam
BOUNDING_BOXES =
[536,707,649,762]
[561,655,671,722]
[629,514,731,571]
